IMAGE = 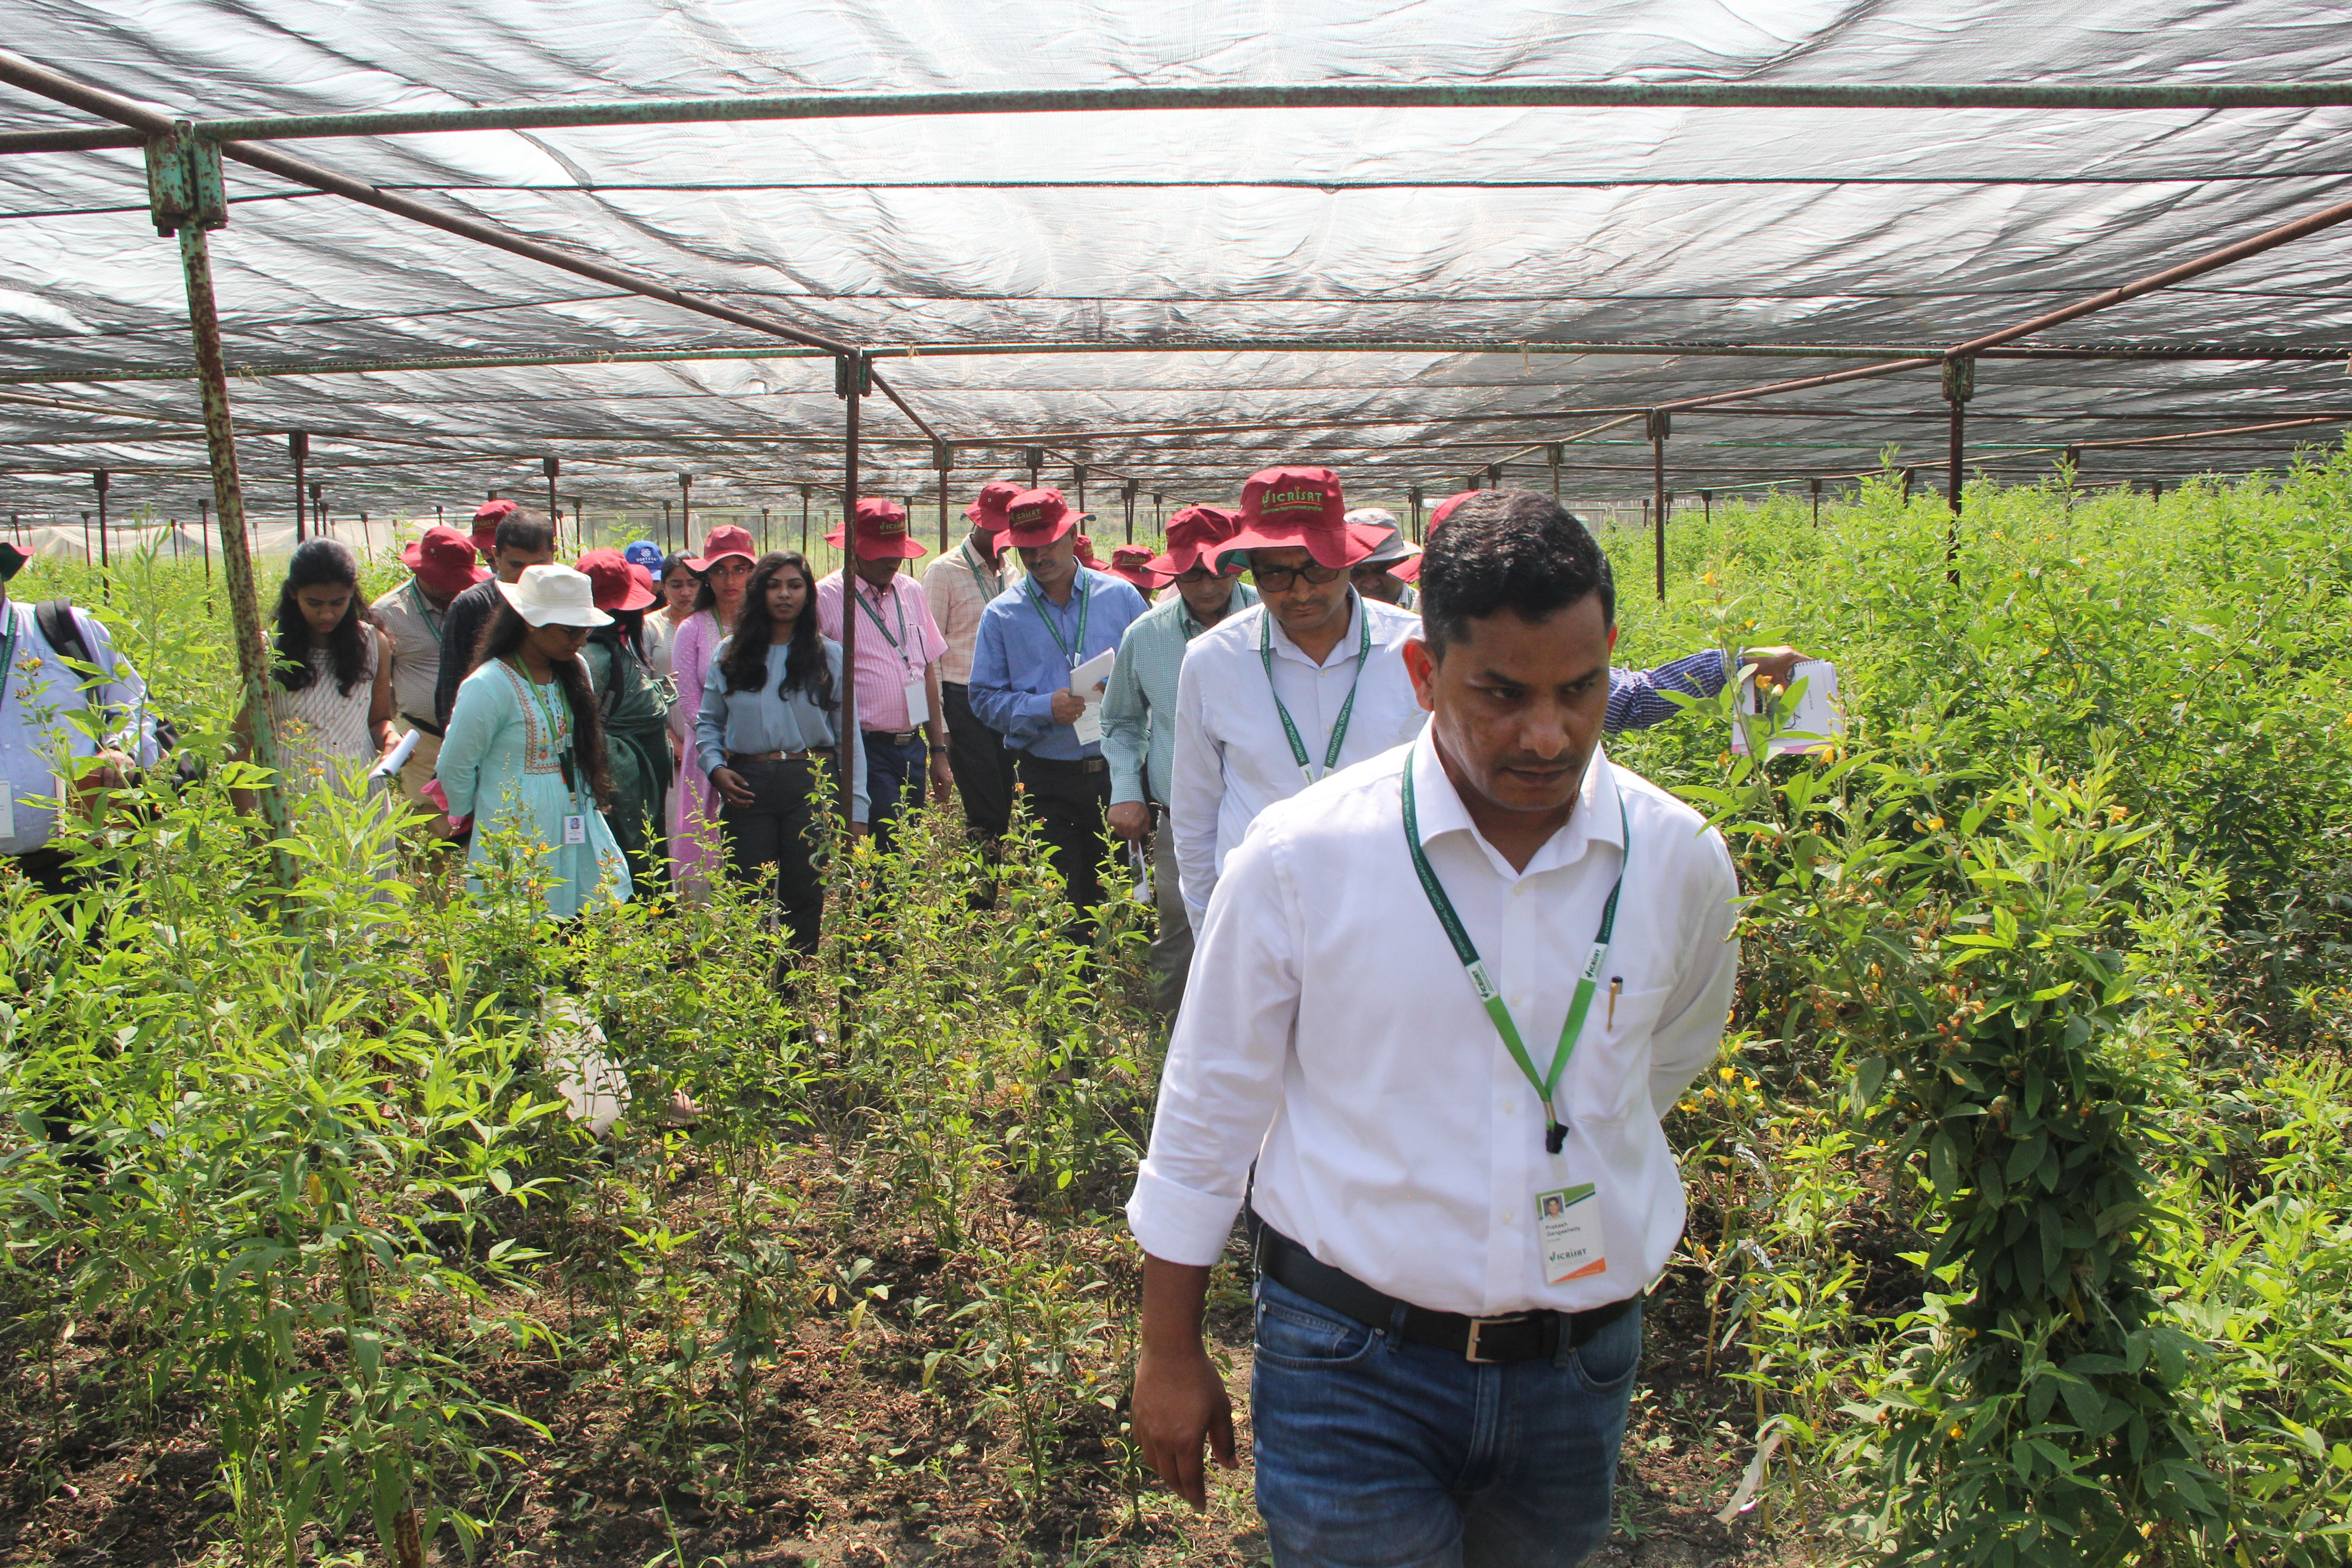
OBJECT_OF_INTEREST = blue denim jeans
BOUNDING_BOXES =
[859,730,928,854]
[1250,1274,1642,1568]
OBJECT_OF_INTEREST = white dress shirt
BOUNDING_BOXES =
[1127,735,1740,1317]
[1169,591,1422,927]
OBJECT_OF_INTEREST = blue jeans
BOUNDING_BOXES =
[1250,1274,1642,1568]
[859,730,928,854]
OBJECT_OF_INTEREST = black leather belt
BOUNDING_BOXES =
[862,728,921,747]
[1017,752,1109,776]
[400,714,446,740]
[1253,1215,1637,1365]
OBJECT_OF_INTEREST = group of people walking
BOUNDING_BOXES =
[3,467,1799,1568]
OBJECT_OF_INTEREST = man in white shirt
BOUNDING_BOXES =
[1128,490,1740,1567]
[1169,466,1424,931]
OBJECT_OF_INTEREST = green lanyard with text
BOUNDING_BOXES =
[1027,578,1091,669]
[853,582,916,673]
[965,545,1001,608]
[1261,595,1372,784]
[1400,748,1629,1153]
[0,614,16,724]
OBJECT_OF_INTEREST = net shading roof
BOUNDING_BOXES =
[4,1,2352,526]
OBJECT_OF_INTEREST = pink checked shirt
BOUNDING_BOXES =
[814,570,949,734]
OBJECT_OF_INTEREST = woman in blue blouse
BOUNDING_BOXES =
[696,552,869,962]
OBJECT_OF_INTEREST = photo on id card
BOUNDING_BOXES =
[1536,1183,1606,1283]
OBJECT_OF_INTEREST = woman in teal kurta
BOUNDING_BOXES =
[436,564,632,918]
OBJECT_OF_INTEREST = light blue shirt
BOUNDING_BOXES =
[1101,580,1259,808]
[968,568,1149,761]
[696,636,871,823]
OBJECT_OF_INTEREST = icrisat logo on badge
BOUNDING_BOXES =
[1536,1183,1607,1284]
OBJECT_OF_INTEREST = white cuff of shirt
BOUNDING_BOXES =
[1125,1163,1245,1268]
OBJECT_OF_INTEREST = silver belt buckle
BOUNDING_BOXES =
[1463,1316,1510,1364]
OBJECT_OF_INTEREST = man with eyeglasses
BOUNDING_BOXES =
[1101,505,1260,1015]
[1169,468,1426,931]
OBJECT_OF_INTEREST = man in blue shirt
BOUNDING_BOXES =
[970,487,1149,918]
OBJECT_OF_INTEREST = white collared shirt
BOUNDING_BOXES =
[1169,591,1423,927]
[1126,736,1740,1316]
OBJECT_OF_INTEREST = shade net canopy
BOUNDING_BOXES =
[4,0,2352,530]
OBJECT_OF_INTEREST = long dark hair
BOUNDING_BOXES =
[721,552,832,707]
[271,538,371,696]
[469,602,618,808]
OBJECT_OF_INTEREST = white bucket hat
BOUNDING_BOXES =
[498,562,612,628]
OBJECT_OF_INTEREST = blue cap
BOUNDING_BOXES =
[622,539,664,568]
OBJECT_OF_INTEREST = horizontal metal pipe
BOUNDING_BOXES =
[163,81,2352,144]
[0,124,143,153]
[5,335,2346,390]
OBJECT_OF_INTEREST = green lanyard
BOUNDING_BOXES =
[1400,747,1630,1154]
[516,662,577,795]
[1027,577,1091,669]
[853,581,916,671]
[0,612,16,724]
[1261,594,1373,784]
[964,544,1001,607]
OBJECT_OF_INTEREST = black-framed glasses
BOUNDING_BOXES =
[1175,563,1244,584]
[1249,561,1345,592]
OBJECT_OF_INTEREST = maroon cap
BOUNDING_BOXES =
[825,498,928,560]
[1074,534,1104,568]
[403,524,490,595]
[1105,544,1164,591]
[1225,466,1387,570]
[1400,491,1481,582]
[576,547,658,612]
[962,480,1022,534]
[683,524,757,572]
[1001,487,1079,549]
[1144,504,1243,578]
[470,498,517,560]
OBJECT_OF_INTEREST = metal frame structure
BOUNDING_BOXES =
[8,49,2352,831]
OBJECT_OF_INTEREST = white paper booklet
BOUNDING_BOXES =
[1731,658,1845,756]
[1069,647,1117,745]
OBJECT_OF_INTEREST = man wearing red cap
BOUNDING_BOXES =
[1100,505,1258,1014]
[1104,545,1166,594]
[817,499,952,853]
[1169,467,1428,931]
[469,498,517,564]
[920,480,1025,863]
[968,487,1149,919]
[432,506,556,732]
[372,523,488,811]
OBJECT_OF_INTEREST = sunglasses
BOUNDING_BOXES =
[1249,561,1346,592]
[1175,564,1244,584]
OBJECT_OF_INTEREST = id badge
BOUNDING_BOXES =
[0,782,14,840]
[562,813,587,846]
[1536,1184,1607,1284]
[903,678,930,728]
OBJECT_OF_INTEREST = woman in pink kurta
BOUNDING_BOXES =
[666,524,758,894]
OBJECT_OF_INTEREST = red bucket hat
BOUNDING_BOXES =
[1224,466,1388,570]
[1000,487,1080,549]
[1144,504,1243,578]
[576,547,658,612]
[825,498,928,560]
[470,498,517,561]
[1074,534,1103,569]
[683,523,758,571]
[402,524,490,596]
[1105,544,1164,591]
[962,480,1022,534]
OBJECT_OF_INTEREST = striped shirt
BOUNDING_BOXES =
[1607,649,1733,732]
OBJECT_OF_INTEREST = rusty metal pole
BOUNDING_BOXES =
[1073,462,1088,513]
[677,472,693,549]
[1700,489,1712,526]
[92,469,110,578]
[148,123,287,855]
[1122,479,1138,545]
[662,498,673,552]
[1943,358,1973,584]
[543,456,560,549]
[289,431,308,541]
[309,480,323,537]
[198,497,211,583]
[760,506,771,554]
[934,441,953,554]
[1548,442,1563,500]
[1809,476,1822,525]
[1025,446,1043,489]
[1408,485,1424,542]
[80,511,91,565]
[573,498,582,549]
[835,354,866,828]
[1647,409,1669,601]
[799,485,812,556]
